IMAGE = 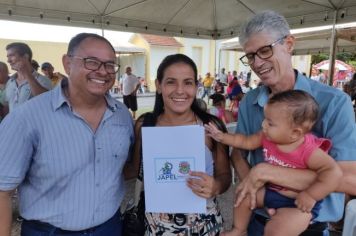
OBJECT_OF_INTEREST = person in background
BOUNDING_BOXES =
[206,90,342,236]
[31,59,40,72]
[4,42,52,112]
[319,70,328,84]
[0,33,134,236]
[231,10,356,236]
[209,93,234,124]
[197,74,204,98]
[228,78,243,120]
[347,73,356,106]
[218,67,228,85]
[0,62,9,121]
[128,53,231,235]
[41,62,67,87]
[227,71,234,84]
[201,72,214,100]
[138,77,146,94]
[241,80,252,94]
[310,67,321,82]
[121,66,140,119]
[213,79,225,95]
[226,76,238,100]
[246,70,252,83]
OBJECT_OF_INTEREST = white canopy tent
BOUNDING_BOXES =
[221,26,356,55]
[221,26,356,84]
[0,0,355,40]
[1,0,355,84]
[114,42,145,79]
[115,41,145,54]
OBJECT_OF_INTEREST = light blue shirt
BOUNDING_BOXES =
[4,71,52,112]
[0,79,134,230]
[236,70,356,222]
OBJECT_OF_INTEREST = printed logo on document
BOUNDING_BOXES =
[155,158,195,183]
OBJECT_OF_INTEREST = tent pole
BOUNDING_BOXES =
[101,16,105,37]
[214,40,217,78]
[328,10,338,86]
[218,46,221,78]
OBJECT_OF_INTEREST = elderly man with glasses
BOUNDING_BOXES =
[230,10,356,236]
[0,33,134,236]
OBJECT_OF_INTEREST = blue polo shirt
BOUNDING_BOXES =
[236,70,356,222]
[0,79,134,230]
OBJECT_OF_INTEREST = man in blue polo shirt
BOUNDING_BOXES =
[231,10,356,236]
[0,33,134,236]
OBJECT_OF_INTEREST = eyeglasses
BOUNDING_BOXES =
[239,36,287,66]
[69,55,119,74]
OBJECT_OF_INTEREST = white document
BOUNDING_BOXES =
[142,125,206,214]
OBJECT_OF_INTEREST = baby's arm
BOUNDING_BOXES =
[204,122,262,150]
[295,148,343,212]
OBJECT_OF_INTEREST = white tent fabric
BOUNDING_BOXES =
[0,0,355,39]
[314,59,353,70]
[115,41,145,54]
[221,27,356,55]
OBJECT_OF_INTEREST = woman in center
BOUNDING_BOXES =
[132,54,231,235]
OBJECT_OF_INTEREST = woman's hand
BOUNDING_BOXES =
[186,171,217,199]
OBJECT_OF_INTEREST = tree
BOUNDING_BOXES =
[311,53,329,65]
[312,52,356,67]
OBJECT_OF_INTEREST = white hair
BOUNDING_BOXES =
[239,10,290,47]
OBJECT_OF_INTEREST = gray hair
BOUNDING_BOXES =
[239,10,290,47]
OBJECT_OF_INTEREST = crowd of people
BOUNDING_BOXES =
[0,10,355,236]
[197,68,252,124]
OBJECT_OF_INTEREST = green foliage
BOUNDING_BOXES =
[311,52,356,67]
[336,52,356,62]
[311,53,328,65]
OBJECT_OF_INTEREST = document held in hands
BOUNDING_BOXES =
[142,125,206,213]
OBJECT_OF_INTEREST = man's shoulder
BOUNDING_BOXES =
[243,86,262,101]
[308,79,347,101]
[6,75,17,85]
[129,74,139,80]
[26,89,53,105]
[8,91,52,119]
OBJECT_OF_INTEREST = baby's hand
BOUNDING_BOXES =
[294,191,316,213]
[204,122,224,142]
